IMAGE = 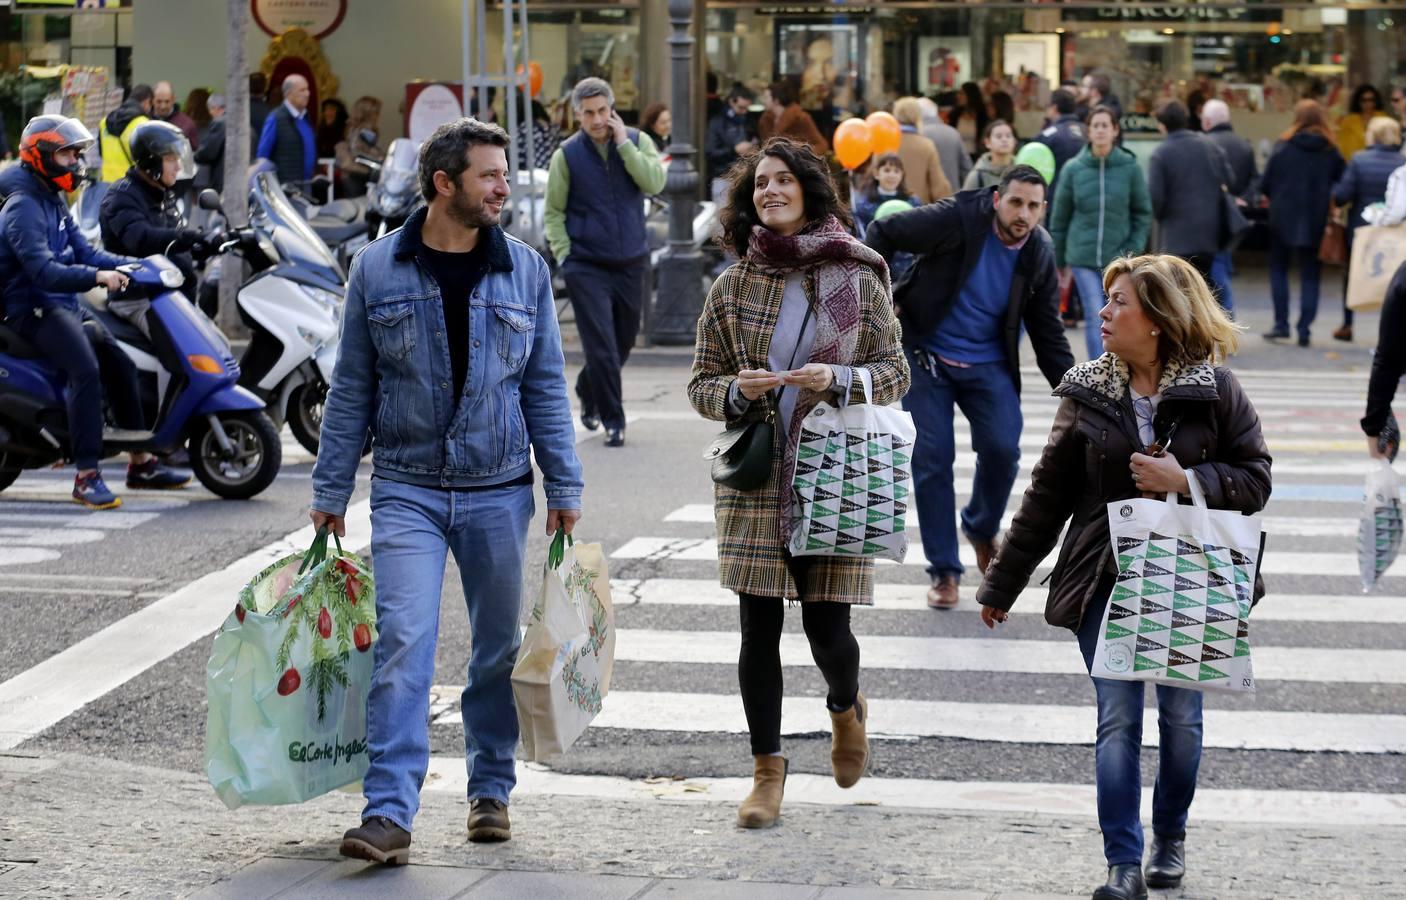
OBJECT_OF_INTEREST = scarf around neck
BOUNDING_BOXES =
[745,216,892,542]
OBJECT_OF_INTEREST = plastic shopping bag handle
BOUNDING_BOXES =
[547,525,575,570]
[297,526,345,575]
[1167,470,1209,510]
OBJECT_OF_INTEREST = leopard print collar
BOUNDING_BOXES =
[1055,353,1218,403]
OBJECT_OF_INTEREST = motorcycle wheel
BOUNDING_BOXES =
[287,381,325,455]
[188,410,282,499]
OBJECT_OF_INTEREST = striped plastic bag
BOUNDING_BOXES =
[1359,459,1403,591]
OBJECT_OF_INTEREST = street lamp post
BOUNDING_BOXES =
[649,0,705,346]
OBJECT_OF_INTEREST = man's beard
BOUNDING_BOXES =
[995,214,1027,244]
[447,187,500,230]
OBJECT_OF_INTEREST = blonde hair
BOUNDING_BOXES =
[1367,116,1402,147]
[1102,254,1242,364]
[892,97,922,127]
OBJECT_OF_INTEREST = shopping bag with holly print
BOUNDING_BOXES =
[512,527,615,761]
[205,527,378,809]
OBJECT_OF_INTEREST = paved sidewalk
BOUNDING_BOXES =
[2,751,1400,899]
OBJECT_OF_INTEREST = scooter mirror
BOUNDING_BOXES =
[359,129,378,147]
[197,189,223,212]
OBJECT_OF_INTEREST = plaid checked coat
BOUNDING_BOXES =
[688,258,909,604]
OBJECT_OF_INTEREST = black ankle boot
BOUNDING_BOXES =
[1146,833,1186,888]
[1092,863,1147,900]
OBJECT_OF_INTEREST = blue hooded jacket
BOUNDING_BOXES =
[0,165,133,320]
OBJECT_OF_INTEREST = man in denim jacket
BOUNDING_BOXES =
[310,118,583,863]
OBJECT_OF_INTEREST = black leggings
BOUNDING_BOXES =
[738,593,861,756]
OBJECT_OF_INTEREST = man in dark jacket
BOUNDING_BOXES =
[254,74,316,188]
[1077,72,1123,122]
[704,85,757,201]
[1035,89,1085,191]
[1199,99,1257,313]
[194,93,227,194]
[0,116,188,509]
[865,166,1074,610]
[100,121,204,314]
[1147,101,1234,284]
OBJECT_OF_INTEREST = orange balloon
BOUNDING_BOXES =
[833,118,873,170]
[518,62,545,98]
[866,111,902,155]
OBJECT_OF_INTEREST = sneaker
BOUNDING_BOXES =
[467,797,511,843]
[73,471,121,510]
[926,575,959,610]
[126,458,191,490]
[339,816,411,865]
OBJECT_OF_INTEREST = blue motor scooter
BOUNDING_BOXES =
[0,255,282,499]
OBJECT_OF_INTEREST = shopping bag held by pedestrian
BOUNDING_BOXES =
[512,526,616,761]
[1091,477,1262,694]
[1358,458,1403,592]
[1318,208,1349,267]
[205,526,378,809]
[1347,224,1406,312]
[789,368,917,563]
[1217,186,1252,252]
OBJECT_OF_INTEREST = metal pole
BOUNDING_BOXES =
[502,0,521,234]
[462,0,472,121]
[649,0,704,346]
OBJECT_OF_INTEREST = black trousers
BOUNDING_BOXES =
[562,257,647,431]
[13,305,144,470]
[738,556,862,755]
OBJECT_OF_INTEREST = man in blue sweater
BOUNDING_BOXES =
[254,74,316,189]
[865,167,1073,609]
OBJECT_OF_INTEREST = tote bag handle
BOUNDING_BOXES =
[1166,471,1208,510]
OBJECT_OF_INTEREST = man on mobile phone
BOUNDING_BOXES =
[544,77,667,448]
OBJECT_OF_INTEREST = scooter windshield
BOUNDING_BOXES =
[381,139,420,198]
[250,172,346,284]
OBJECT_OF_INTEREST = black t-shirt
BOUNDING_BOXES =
[419,239,490,404]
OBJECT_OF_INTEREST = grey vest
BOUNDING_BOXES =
[269,106,308,186]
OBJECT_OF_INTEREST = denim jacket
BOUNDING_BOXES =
[311,209,583,516]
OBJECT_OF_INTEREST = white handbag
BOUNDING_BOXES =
[1091,477,1262,694]
[788,368,917,564]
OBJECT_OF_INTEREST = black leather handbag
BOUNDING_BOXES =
[703,304,814,492]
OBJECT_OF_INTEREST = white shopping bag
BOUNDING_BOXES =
[512,529,615,761]
[1358,459,1403,591]
[1091,478,1262,694]
[789,369,917,563]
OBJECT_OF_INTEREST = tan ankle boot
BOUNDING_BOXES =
[829,692,869,788]
[737,755,787,829]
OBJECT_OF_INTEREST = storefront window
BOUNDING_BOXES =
[502,5,641,114]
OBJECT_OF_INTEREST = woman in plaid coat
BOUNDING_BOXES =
[688,137,910,829]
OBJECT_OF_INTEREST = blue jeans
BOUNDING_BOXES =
[903,352,1022,580]
[1071,267,1107,360]
[1210,252,1235,316]
[363,475,534,832]
[1077,584,1204,866]
[1268,239,1322,339]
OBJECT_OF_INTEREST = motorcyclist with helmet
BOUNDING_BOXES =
[0,115,189,509]
[100,120,206,325]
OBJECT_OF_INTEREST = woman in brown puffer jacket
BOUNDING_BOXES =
[977,254,1271,900]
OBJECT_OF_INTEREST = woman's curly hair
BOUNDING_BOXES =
[716,137,851,257]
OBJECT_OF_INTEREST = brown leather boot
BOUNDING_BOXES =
[829,692,869,788]
[737,755,788,829]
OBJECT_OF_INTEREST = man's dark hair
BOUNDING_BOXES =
[129,83,154,105]
[717,137,851,257]
[726,83,755,103]
[418,117,510,201]
[767,79,799,108]
[1155,100,1189,132]
[1087,72,1112,98]
[996,164,1047,199]
[1050,89,1076,116]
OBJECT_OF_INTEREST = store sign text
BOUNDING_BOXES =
[1097,6,1247,21]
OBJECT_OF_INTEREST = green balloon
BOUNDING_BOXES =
[1014,142,1056,186]
[873,199,915,221]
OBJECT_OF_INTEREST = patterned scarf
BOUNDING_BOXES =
[746,216,892,540]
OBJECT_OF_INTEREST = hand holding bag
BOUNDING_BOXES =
[1091,476,1261,694]
[1218,186,1252,252]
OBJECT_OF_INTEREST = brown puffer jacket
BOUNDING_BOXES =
[977,354,1273,632]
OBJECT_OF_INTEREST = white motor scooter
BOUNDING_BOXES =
[197,174,346,455]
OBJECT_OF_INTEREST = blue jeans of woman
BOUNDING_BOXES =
[1071,267,1107,360]
[1268,238,1322,339]
[1076,578,1204,866]
[362,475,534,832]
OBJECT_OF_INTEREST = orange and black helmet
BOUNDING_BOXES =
[19,115,94,192]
